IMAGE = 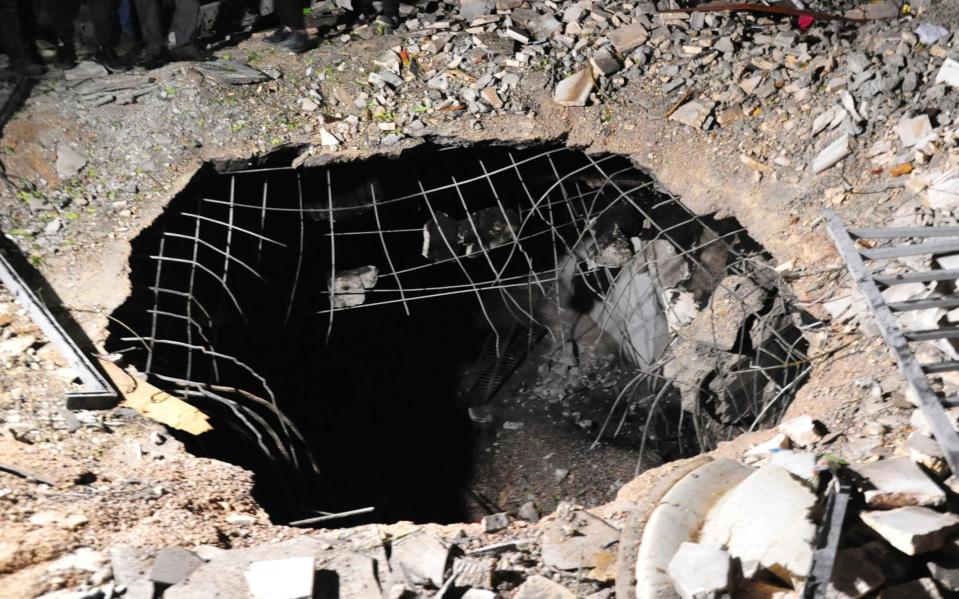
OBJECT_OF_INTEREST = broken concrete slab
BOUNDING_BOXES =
[861,507,959,555]
[687,275,766,351]
[514,575,576,599]
[700,465,817,586]
[150,548,205,588]
[482,512,509,532]
[109,546,150,587]
[852,457,946,509]
[768,450,818,484]
[826,546,886,598]
[778,415,826,447]
[589,49,621,76]
[906,432,949,477]
[453,556,495,589]
[667,542,733,599]
[553,68,593,107]
[244,557,314,599]
[391,531,450,587]
[320,552,382,599]
[541,509,619,571]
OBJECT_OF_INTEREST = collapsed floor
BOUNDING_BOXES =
[5,0,959,597]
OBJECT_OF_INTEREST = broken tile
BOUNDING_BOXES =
[853,457,946,509]
[667,542,733,599]
[861,507,959,555]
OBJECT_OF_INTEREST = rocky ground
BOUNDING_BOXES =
[5,0,959,596]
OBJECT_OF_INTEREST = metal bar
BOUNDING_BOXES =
[922,361,959,374]
[803,480,851,599]
[824,209,959,475]
[850,226,959,239]
[875,268,959,286]
[0,247,118,408]
[904,327,959,342]
[888,296,959,312]
[861,240,959,260]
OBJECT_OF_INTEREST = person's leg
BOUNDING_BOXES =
[171,0,199,49]
[89,0,130,70]
[132,0,167,67]
[273,0,311,53]
[118,0,135,36]
[0,0,45,76]
[43,0,77,68]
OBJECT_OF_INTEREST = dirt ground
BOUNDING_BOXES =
[0,5,939,595]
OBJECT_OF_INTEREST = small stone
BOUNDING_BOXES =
[514,575,575,599]
[553,68,593,107]
[64,61,109,80]
[861,507,959,555]
[225,513,257,525]
[778,415,826,447]
[481,87,504,109]
[900,114,934,147]
[853,457,946,508]
[715,37,734,53]
[299,98,319,112]
[667,542,733,599]
[150,547,205,587]
[482,512,510,533]
[56,144,88,181]
[517,501,540,522]
[318,128,340,147]
[589,49,620,76]
[936,58,959,88]
[244,557,314,599]
[608,23,648,53]
[812,134,851,174]
[0,334,36,359]
[669,100,714,129]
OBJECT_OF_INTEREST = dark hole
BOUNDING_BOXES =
[105,141,808,525]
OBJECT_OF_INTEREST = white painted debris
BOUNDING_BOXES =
[462,590,497,599]
[667,542,733,599]
[244,557,315,599]
[778,415,825,447]
[812,134,850,174]
[553,68,593,107]
[899,114,934,147]
[329,265,379,308]
[769,451,818,483]
[853,457,946,508]
[700,465,817,585]
[936,58,959,88]
[861,507,959,555]
[514,575,575,599]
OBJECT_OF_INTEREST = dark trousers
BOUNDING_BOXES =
[134,0,199,53]
[275,0,304,29]
[89,0,121,47]
[0,1,29,62]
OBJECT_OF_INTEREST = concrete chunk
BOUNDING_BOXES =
[667,542,733,599]
[669,100,715,130]
[812,134,850,174]
[853,457,946,509]
[391,531,450,587]
[899,114,934,147]
[541,510,619,571]
[150,548,205,587]
[608,23,648,53]
[553,68,593,107]
[861,507,959,555]
[936,58,959,88]
[244,557,314,599]
[778,415,825,447]
[514,575,575,599]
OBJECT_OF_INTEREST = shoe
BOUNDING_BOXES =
[94,47,130,72]
[55,43,77,69]
[169,44,211,62]
[264,27,292,44]
[138,49,169,70]
[280,31,313,54]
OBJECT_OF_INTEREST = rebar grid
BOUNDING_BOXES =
[111,146,807,476]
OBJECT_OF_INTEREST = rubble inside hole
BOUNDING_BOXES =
[104,141,809,526]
